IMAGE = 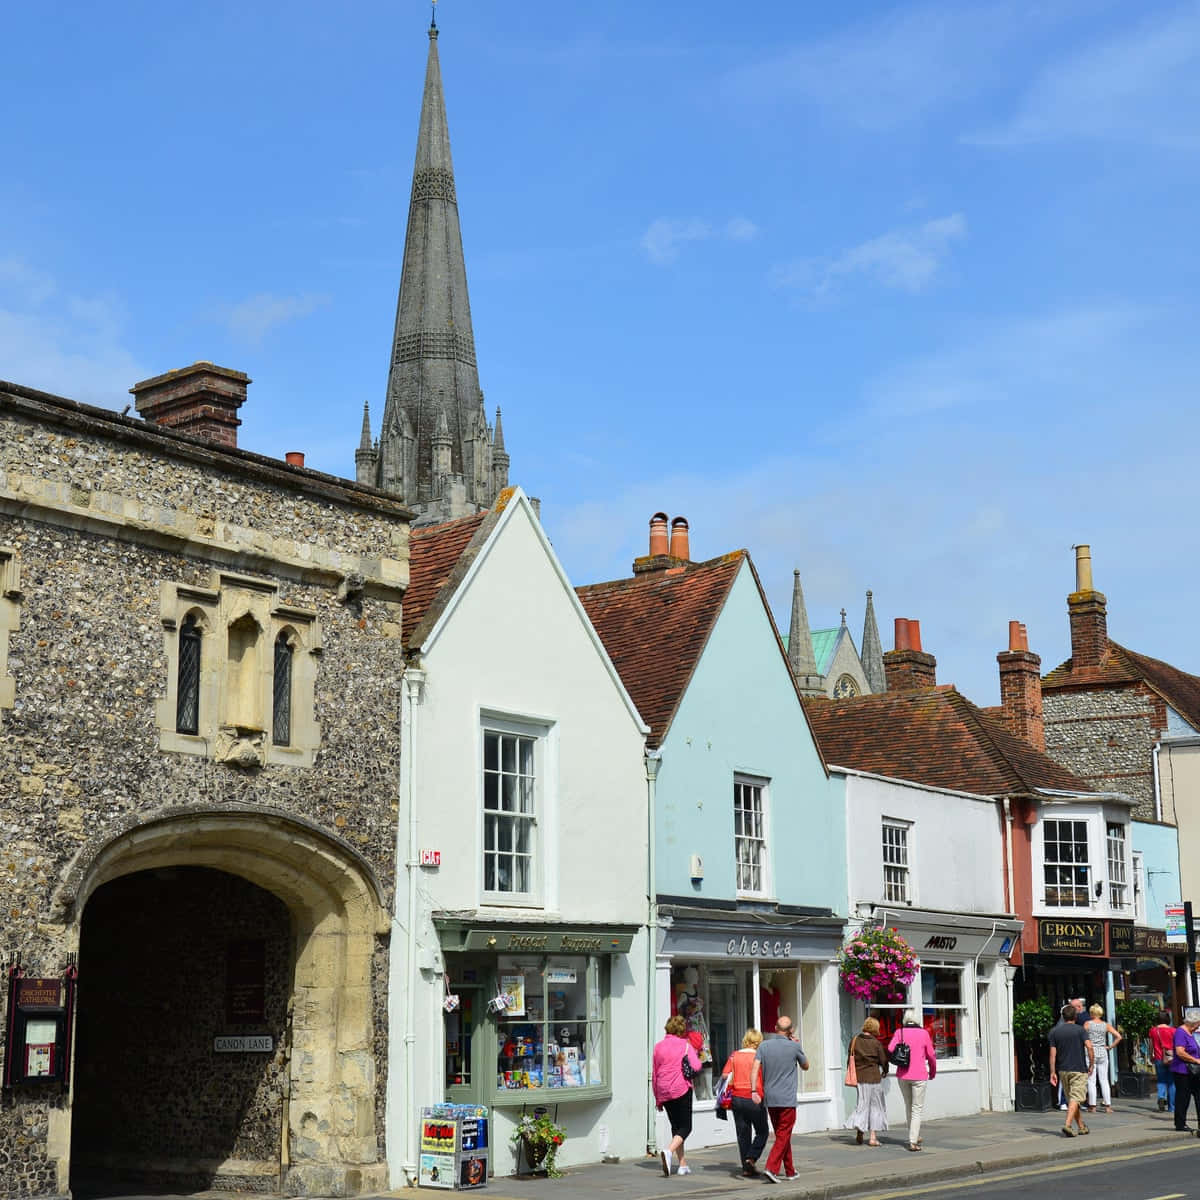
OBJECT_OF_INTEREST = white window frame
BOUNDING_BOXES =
[1042,817,1091,908]
[881,818,912,905]
[1132,849,1146,926]
[1107,822,1130,911]
[480,715,547,907]
[734,775,771,898]
[869,960,970,1065]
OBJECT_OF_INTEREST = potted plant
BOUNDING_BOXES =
[837,926,919,1002]
[1115,997,1157,1098]
[1012,997,1056,1111]
[511,1108,566,1178]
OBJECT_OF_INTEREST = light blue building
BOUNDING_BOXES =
[578,515,847,1147]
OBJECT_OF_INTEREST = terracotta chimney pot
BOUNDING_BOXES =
[1008,620,1022,652]
[669,516,690,562]
[648,513,669,557]
[894,618,911,652]
[908,619,923,652]
[285,451,305,467]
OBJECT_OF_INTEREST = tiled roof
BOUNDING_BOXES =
[402,510,490,650]
[1044,640,1200,733]
[576,554,744,747]
[803,686,1091,797]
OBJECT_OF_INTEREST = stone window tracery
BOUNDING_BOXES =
[158,571,320,766]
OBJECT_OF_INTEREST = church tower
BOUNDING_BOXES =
[367,16,508,522]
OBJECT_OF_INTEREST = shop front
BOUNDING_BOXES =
[655,906,846,1145]
[435,921,645,1171]
[861,910,1022,1118]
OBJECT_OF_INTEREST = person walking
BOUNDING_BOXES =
[1049,1003,1094,1137]
[887,1010,937,1151]
[1171,1012,1200,1134]
[1084,1004,1122,1113]
[751,1015,810,1183]
[719,1028,769,1177]
[652,1014,702,1176]
[1150,1011,1177,1113]
[844,1017,889,1147]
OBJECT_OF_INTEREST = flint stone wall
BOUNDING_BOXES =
[0,384,409,1197]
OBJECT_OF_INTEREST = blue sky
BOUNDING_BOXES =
[4,0,1199,705]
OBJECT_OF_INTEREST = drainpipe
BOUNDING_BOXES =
[1002,798,1016,914]
[401,666,426,1186]
[645,749,661,1154]
[1153,742,1163,822]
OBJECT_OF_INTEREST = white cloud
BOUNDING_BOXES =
[722,2,1054,131]
[640,217,760,265]
[773,212,967,297]
[967,6,1200,147]
[225,292,330,344]
[0,259,145,406]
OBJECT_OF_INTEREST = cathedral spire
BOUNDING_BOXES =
[787,570,824,696]
[355,401,377,486]
[375,19,502,521]
[861,588,887,694]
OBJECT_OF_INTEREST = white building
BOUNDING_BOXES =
[385,489,651,1185]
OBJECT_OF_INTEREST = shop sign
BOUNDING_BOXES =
[1108,923,1135,955]
[14,979,63,1010]
[887,924,1018,959]
[1165,904,1187,945]
[1038,919,1104,954]
[463,929,634,954]
[1134,927,1175,954]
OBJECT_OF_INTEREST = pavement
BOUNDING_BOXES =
[366,1095,1198,1200]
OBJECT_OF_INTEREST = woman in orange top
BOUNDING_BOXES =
[721,1028,769,1176]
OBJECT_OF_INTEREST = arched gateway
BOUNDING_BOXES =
[58,809,389,1197]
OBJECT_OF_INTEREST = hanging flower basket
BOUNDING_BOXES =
[837,926,918,1003]
[511,1110,566,1178]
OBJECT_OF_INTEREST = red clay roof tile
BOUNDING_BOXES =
[402,510,489,650]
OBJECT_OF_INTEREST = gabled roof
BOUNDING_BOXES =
[803,686,1092,798]
[576,554,744,747]
[1043,640,1200,734]
[810,628,840,676]
[402,509,491,650]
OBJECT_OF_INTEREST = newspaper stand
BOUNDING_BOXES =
[418,1104,489,1189]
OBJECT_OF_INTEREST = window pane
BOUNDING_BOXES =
[513,855,530,893]
[484,772,498,811]
[497,817,512,853]
[501,735,516,773]
[501,774,516,812]
[520,737,534,777]
[514,818,531,854]
[484,732,499,771]
[484,856,495,891]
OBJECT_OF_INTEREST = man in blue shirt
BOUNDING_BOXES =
[1049,1003,1094,1137]
[751,1017,809,1183]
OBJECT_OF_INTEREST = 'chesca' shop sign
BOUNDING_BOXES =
[1038,919,1104,954]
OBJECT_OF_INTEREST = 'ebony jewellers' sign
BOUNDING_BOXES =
[1108,923,1136,955]
[1039,919,1104,955]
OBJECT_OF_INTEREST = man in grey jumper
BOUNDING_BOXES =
[751,1016,810,1182]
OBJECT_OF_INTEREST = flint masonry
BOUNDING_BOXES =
[0,371,410,1198]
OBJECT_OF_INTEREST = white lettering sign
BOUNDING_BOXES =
[726,937,793,958]
[214,1035,274,1053]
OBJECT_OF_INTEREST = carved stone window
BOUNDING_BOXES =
[158,571,320,766]
[0,549,21,711]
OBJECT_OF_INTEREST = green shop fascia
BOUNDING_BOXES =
[437,921,638,1106]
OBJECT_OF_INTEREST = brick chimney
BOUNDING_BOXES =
[883,618,937,690]
[1067,544,1108,669]
[997,620,1045,750]
[633,513,692,574]
[131,362,249,449]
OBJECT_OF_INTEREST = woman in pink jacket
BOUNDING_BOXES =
[887,1010,937,1151]
[652,1015,703,1176]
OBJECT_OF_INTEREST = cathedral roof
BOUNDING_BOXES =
[1042,639,1200,733]
[803,685,1092,798]
[576,554,746,748]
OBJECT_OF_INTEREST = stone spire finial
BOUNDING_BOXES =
[493,407,506,452]
[839,608,847,627]
[355,401,378,486]
[861,589,886,694]
[787,570,824,696]
[375,20,502,521]
[358,401,372,451]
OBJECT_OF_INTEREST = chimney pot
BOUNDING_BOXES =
[648,512,669,557]
[894,618,911,652]
[998,620,1045,750]
[908,619,923,652]
[1074,544,1093,592]
[1008,620,1022,652]
[884,617,936,690]
[669,516,690,562]
[285,451,305,468]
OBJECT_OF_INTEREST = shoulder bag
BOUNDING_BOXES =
[891,1028,912,1069]
[681,1050,696,1082]
[844,1036,858,1087]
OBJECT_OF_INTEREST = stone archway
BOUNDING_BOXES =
[62,810,389,1197]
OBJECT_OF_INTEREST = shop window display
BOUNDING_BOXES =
[870,963,965,1060]
[494,956,605,1092]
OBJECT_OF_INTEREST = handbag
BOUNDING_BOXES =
[681,1051,696,1082]
[891,1028,912,1070]
[844,1037,858,1087]
[714,1072,732,1119]
[1187,1062,1200,1077]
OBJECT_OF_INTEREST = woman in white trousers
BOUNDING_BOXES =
[886,1011,938,1151]
[1084,1004,1122,1113]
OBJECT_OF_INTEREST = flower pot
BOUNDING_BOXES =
[522,1138,550,1171]
[1118,1071,1152,1099]
[1014,1081,1056,1111]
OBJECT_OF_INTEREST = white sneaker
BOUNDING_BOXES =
[1059,1103,1068,1111]
[677,1165,692,1175]
[660,1149,674,1176]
